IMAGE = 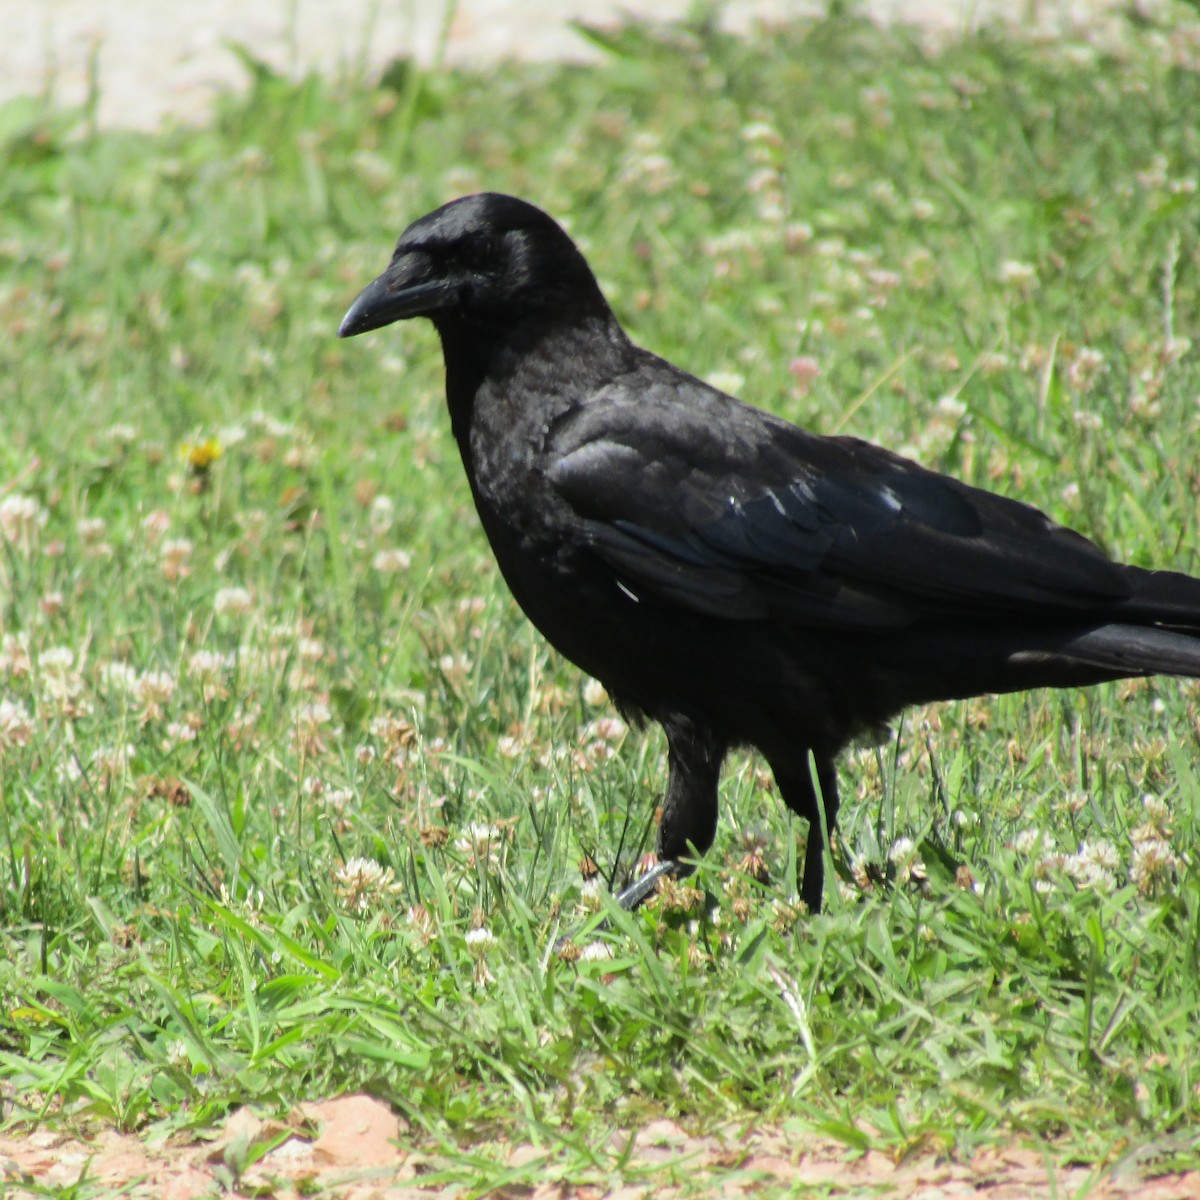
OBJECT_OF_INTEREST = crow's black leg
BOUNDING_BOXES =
[614,713,725,909]
[774,751,840,913]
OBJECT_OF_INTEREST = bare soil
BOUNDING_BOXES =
[2,1094,1197,1199]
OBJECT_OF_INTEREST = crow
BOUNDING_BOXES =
[339,192,1200,913]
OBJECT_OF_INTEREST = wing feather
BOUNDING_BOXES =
[545,382,1130,630]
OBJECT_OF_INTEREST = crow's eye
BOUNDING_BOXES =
[458,232,495,271]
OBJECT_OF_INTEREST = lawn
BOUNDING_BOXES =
[1,7,1199,1194]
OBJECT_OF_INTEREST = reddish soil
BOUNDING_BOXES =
[2,1094,1197,1199]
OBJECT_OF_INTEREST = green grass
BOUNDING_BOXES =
[2,6,1200,1192]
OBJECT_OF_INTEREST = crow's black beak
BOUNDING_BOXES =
[338,253,456,337]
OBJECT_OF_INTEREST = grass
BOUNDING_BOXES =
[2,5,1200,1192]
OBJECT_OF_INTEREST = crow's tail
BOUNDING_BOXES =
[1027,622,1200,679]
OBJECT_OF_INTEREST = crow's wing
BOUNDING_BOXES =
[545,379,1130,630]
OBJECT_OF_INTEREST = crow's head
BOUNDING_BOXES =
[338,193,608,338]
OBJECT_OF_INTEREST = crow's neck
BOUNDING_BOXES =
[435,309,633,445]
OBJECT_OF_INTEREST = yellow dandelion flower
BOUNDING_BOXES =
[180,437,223,474]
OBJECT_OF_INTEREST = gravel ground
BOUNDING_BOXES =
[4,0,1134,131]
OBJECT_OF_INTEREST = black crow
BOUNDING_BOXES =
[339,192,1200,913]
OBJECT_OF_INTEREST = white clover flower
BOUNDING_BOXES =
[352,149,395,191]
[218,424,248,447]
[497,734,524,758]
[784,221,814,250]
[867,267,902,292]
[0,634,31,677]
[582,716,627,743]
[324,787,353,812]
[107,423,139,445]
[741,121,782,146]
[369,494,395,535]
[0,699,34,747]
[747,166,782,194]
[1082,840,1120,871]
[93,743,135,774]
[142,509,170,544]
[0,494,48,546]
[438,654,471,682]
[188,649,234,678]
[160,538,194,580]
[1063,840,1119,891]
[998,259,1037,286]
[1131,839,1178,896]
[297,637,325,662]
[56,757,82,784]
[95,744,136,788]
[136,670,175,705]
[372,548,412,574]
[333,856,402,914]
[578,875,605,913]
[293,701,338,753]
[368,715,415,749]
[1015,828,1053,855]
[99,661,140,694]
[248,410,293,438]
[702,228,760,258]
[214,587,253,617]
[135,670,176,723]
[456,822,501,853]
[465,927,496,954]
[296,701,331,727]
[164,721,197,745]
[1069,346,1105,390]
[1140,793,1171,832]
[39,646,75,673]
[76,517,107,542]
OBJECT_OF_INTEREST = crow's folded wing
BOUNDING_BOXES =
[545,393,1130,630]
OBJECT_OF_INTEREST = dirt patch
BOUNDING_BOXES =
[1,1094,1197,1198]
